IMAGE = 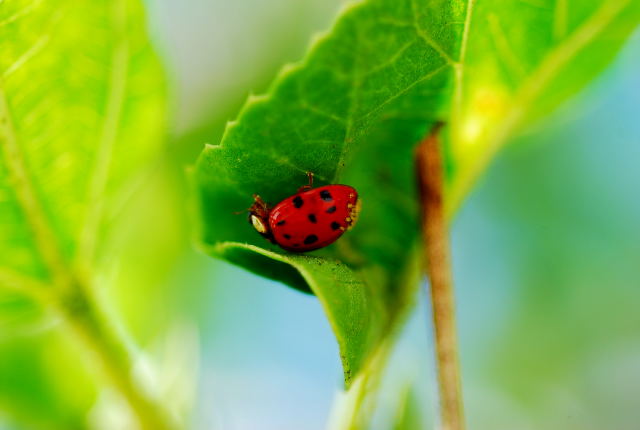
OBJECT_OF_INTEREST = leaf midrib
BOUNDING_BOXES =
[0,86,67,285]
[0,5,69,286]
[452,0,477,129]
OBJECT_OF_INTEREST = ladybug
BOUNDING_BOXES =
[248,173,360,252]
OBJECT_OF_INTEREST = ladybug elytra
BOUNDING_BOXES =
[248,173,360,252]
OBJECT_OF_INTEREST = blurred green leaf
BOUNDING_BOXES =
[0,333,95,430]
[193,0,640,384]
[0,291,51,341]
[0,0,165,279]
[447,0,640,209]
[393,387,422,430]
[0,0,166,425]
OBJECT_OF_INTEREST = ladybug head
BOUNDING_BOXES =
[248,194,274,242]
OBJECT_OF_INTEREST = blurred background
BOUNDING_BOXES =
[2,0,639,429]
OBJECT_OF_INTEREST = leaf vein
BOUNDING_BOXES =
[3,33,51,79]
[0,0,44,28]
[78,0,130,265]
[298,100,348,125]
[358,64,449,125]
[487,13,527,78]
[410,0,457,65]
[451,0,476,129]
[361,38,420,78]
[0,87,68,284]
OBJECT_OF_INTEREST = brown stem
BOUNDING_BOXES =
[415,123,465,430]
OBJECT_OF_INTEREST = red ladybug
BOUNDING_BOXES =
[248,173,360,252]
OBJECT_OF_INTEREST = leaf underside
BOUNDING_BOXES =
[196,0,640,383]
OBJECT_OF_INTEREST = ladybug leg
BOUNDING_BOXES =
[298,171,314,192]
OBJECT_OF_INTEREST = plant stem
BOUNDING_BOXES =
[415,123,465,430]
[2,269,176,429]
[56,275,177,430]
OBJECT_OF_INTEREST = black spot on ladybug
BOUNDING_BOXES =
[308,214,317,223]
[303,234,318,245]
[331,221,341,231]
[293,196,304,208]
[326,206,337,213]
[276,220,286,226]
[283,234,291,239]
[319,190,333,201]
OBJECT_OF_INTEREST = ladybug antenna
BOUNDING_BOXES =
[232,206,252,215]
[232,195,261,215]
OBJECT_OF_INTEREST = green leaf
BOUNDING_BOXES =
[0,0,166,424]
[447,0,640,210]
[0,0,165,280]
[0,289,54,341]
[0,334,95,430]
[194,0,459,384]
[193,0,640,383]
